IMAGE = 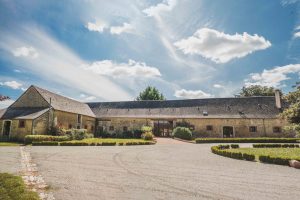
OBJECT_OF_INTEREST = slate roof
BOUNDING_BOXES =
[33,86,95,117]
[88,97,283,119]
[0,107,49,120]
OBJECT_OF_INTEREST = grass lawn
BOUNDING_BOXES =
[0,142,21,146]
[227,148,300,160]
[81,138,151,144]
[0,173,39,200]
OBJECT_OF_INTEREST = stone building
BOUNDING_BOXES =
[0,85,292,139]
[0,85,95,140]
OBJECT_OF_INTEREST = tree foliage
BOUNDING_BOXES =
[282,82,300,137]
[239,85,280,97]
[0,95,10,101]
[136,86,165,100]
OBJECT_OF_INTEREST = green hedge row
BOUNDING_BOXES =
[31,141,155,146]
[258,155,290,165]
[211,145,255,161]
[253,144,300,148]
[196,138,299,144]
[25,135,69,144]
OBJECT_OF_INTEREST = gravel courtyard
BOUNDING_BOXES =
[2,139,300,200]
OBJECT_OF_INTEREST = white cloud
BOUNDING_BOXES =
[85,21,107,32]
[12,46,39,58]
[174,89,213,99]
[110,23,134,35]
[0,81,23,90]
[174,28,271,63]
[0,25,132,101]
[244,64,300,88]
[213,84,224,89]
[143,0,177,17]
[0,99,15,109]
[294,32,300,38]
[14,69,21,73]
[80,94,96,101]
[83,59,161,78]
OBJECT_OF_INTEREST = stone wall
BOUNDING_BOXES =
[54,110,95,133]
[10,87,49,108]
[32,111,50,135]
[96,117,291,138]
[9,119,33,140]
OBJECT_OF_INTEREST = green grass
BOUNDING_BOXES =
[0,142,21,146]
[81,138,150,144]
[227,148,300,160]
[0,173,40,200]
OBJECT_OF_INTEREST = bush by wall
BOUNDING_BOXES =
[253,144,300,148]
[196,138,299,144]
[67,129,93,140]
[142,132,154,140]
[211,145,255,161]
[32,141,59,146]
[24,135,69,144]
[172,127,192,140]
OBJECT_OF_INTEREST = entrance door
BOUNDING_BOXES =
[3,121,11,136]
[153,120,173,137]
[223,126,234,138]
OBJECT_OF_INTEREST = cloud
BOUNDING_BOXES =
[0,99,15,109]
[14,69,21,73]
[213,84,224,89]
[85,21,107,32]
[0,25,132,101]
[12,46,39,58]
[244,64,300,87]
[79,94,96,101]
[143,0,177,17]
[174,28,271,63]
[110,23,134,35]
[174,89,213,99]
[83,59,161,78]
[0,80,23,90]
[294,32,300,38]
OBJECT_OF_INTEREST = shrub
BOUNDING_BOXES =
[24,135,69,144]
[60,141,89,146]
[218,145,230,149]
[101,142,117,146]
[259,155,270,163]
[172,127,192,140]
[253,143,300,148]
[123,131,134,138]
[231,144,239,149]
[142,132,154,140]
[67,129,93,140]
[141,126,152,133]
[195,138,299,144]
[118,142,124,146]
[32,141,59,146]
[243,153,255,161]
[133,129,143,138]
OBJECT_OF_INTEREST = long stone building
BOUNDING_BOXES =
[0,85,292,140]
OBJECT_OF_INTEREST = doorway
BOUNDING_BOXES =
[3,121,11,137]
[223,126,234,138]
[153,120,173,137]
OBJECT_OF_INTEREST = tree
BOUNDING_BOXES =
[239,85,281,97]
[282,82,300,137]
[136,86,165,101]
[0,95,10,101]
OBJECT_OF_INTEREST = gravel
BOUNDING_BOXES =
[0,147,21,174]
[25,139,300,200]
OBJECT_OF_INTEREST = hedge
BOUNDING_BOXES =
[253,144,300,148]
[196,138,299,144]
[258,155,290,166]
[32,141,59,146]
[60,141,89,146]
[172,127,192,140]
[211,145,255,161]
[25,135,69,144]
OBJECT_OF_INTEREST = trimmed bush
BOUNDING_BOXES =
[25,135,69,144]
[253,144,300,148]
[32,141,59,146]
[231,144,239,149]
[142,132,154,140]
[67,129,93,140]
[243,153,255,161]
[101,142,117,146]
[196,138,299,144]
[118,142,124,146]
[172,127,192,140]
[60,141,89,146]
[259,155,290,166]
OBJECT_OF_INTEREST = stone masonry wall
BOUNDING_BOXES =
[10,87,49,108]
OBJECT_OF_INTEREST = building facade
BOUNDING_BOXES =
[0,85,293,140]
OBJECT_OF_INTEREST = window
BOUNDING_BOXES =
[273,127,282,133]
[77,114,82,123]
[68,124,72,129]
[77,125,80,129]
[84,125,88,129]
[91,126,94,132]
[249,126,257,133]
[206,125,213,131]
[123,126,128,132]
[19,120,25,128]
[109,126,114,131]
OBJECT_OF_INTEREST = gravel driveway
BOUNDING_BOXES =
[25,139,300,200]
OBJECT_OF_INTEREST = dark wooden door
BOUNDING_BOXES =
[3,121,11,136]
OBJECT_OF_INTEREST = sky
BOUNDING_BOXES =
[0,0,300,108]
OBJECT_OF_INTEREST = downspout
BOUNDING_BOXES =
[263,119,266,137]
[48,98,52,133]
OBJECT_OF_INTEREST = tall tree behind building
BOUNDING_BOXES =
[239,85,281,96]
[136,86,166,100]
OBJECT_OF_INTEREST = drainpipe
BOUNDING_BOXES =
[263,119,266,137]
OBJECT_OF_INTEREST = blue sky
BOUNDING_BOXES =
[0,0,300,108]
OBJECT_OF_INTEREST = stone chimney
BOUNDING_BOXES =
[275,89,281,109]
